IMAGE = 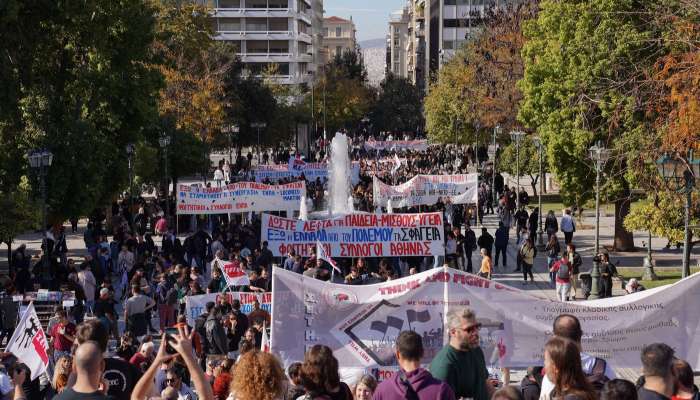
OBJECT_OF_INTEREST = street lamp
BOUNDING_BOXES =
[28,149,54,237]
[532,136,545,249]
[588,141,611,300]
[222,124,240,165]
[159,133,171,225]
[491,125,501,208]
[656,150,700,278]
[251,122,267,164]
[510,130,526,208]
[126,143,136,230]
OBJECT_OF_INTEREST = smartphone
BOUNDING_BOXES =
[164,327,179,355]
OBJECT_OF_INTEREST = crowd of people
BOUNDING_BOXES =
[1,308,697,400]
[0,136,685,400]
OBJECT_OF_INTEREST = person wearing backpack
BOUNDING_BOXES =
[205,305,228,355]
[550,255,572,302]
[539,314,616,400]
[195,301,214,356]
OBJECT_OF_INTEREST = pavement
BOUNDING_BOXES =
[2,212,698,385]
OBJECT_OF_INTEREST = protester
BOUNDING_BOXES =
[519,238,536,283]
[230,351,285,400]
[373,330,455,399]
[494,222,509,271]
[625,278,646,294]
[545,235,561,285]
[430,308,494,400]
[563,244,582,300]
[493,385,525,400]
[670,358,699,400]
[520,367,543,400]
[543,336,596,400]
[54,341,110,400]
[478,248,492,280]
[550,255,572,302]
[601,379,639,400]
[299,345,353,400]
[353,375,377,400]
[285,362,305,400]
[638,343,675,400]
[598,253,618,298]
[49,309,76,363]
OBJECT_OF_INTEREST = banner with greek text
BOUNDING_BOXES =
[373,174,478,208]
[260,212,445,258]
[271,267,700,377]
[363,140,429,152]
[253,162,361,184]
[176,181,305,215]
[185,292,272,327]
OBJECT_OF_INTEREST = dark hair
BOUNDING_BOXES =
[287,362,303,385]
[672,358,694,390]
[492,385,524,400]
[75,320,109,352]
[206,301,216,312]
[641,343,674,378]
[239,339,255,355]
[567,243,576,251]
[132,285,141,294]
[300,345,340,396]
[232,299,241,310]
[396,330,424,361]
[601,379,638,400]
[553,314,583,343]
[545,337,596,400]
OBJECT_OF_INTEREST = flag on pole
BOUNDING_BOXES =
[5,302,49,380]
[316,241,341,273]
[261,323,270,353]
[391,153,402,173]
[216,259,251,287]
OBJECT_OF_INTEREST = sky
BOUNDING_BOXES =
[324,0,406,43]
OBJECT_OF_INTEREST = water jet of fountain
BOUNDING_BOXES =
[299,194,308,221]
[387,199,393,214]
[328,133,354,215]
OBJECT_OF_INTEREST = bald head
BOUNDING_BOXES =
[161,387,179,400]
[74,341,104,379]
[553,314,582,343]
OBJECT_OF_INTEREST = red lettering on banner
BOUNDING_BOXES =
[268,216,297,230]
[340,243,383,257]
[452,273,491,289]
[390,242,430,256]
[378,280,421,295]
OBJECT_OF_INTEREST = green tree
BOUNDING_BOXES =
[0,0,162,222]
[370,74,423,133]
[0,178,39,263]
[624,192,699,249]
[330,49,368,83]
[518,0,668,250]
[498,137,548,197]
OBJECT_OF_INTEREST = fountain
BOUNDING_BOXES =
[299,194,309,221]
[300,132,358,219]
[387,199,394,214]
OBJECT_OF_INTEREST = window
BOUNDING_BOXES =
[246,18,267,31]
[394,26,399,34]
[443,19,469,28]
[268,18,288,31]
[336,27,342,37]
[269,40,289,53]
[335,46,342,55]
[268,0,288,8]
[246,41,268,54]
[323,27,329,37]
[299,42,308,54]
[442,40,454,49]
[443,0,456,5]
[218,0,241,8]
[394,38,399,47]
[218,18,241,31]
[245,0,267,8]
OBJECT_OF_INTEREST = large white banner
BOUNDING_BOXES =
[363,140,429,152]
[373,174,478,208]
[185,292,272,327]
[261,212,445,258]
[253,162,361,184]
[271,267,700,377]
[176,181,305,215]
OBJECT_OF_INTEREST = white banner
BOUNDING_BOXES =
[253,162,361,184]
[176,181,305,215]
[185,292,272,327]
[6,303,49,380]
[373,174,478,208]
[363,140,429,152]
[261,212,445,258]
[271,267,700,375]
[212,259,251,287]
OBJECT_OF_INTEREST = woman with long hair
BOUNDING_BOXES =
[544,337,596,400]
[545,234,561,285]
[300,345,353,400]
[52,355,72,394]
[519,238,536,284]
[353,374,378,400]
[213,358,235,400]
[230,351,285,400]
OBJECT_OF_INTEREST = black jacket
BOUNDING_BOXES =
[477,232,494,252]
[205,314,228,355]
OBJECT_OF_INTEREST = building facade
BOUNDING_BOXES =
[321,16,357,63]
[386,8,410,78]
[391,0,516,93]
[207,0,324,85]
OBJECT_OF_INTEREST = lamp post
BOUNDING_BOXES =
[491,125,501,208]
[222,124,239,165]
[532,137,545,249]
[588,141,611,300]
[656,150,700,278]
[126,143,136,230]
[159,133,171,225]
[251,122,267,164]
[510,130,526,208]
[28,149,54,237]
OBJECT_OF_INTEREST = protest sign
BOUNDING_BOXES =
[176,181,305,215]
[6,303,49,380]
[373,174,478,208]
[363,140,429,152]
[253,162,361,184]
[261,212,445,258]
[271,267,700,378]
[212,258,251,287]
[185,292,272,327]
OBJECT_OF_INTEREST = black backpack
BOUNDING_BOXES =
[557,263,570,280]
[586,358,610,394]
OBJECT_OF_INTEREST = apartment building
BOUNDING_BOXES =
[321,16,357,63]
[387,8,410,78]
[390,0,518,93]
[207,0,324,85]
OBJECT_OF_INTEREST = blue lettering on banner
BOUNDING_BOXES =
[351,228,393,242]
[268,229,287,241]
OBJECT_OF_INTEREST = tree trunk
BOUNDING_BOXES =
[613,184,635,251]
[6,241,12,275]
[530,175,538,198]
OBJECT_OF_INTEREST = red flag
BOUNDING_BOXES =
[316,241,341,273]
[261,324,270,353]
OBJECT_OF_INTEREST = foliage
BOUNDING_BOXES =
[0,0,163,221]
[0,177,39,244]
[329,50,368,83]
[370,74,423,133]
[624,191,699,245]
[498,137,548,195]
